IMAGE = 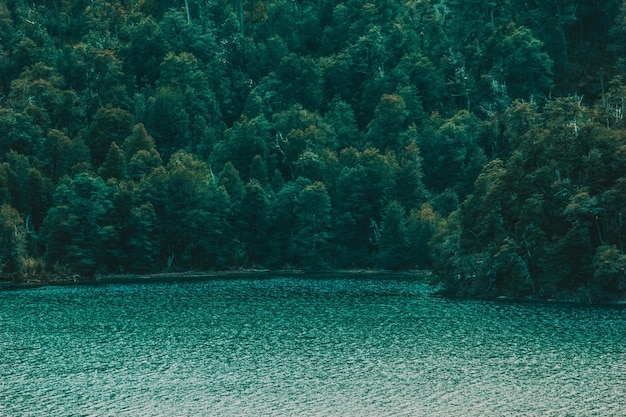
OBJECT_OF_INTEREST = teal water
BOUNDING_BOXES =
[1,276,625,416]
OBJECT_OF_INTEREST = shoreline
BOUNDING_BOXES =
[4,271,624,306]
[0,269,432,290]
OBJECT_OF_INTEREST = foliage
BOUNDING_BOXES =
[0,0,625,301]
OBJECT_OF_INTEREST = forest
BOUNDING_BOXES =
[1,0,626,301]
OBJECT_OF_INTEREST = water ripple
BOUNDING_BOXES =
[1,277,625,416]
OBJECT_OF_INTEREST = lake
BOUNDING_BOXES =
[1,275,625,416]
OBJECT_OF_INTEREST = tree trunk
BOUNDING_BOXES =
[184,0,191,24]
[236,0,244,35]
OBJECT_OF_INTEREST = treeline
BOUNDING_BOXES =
[1,0,626,301]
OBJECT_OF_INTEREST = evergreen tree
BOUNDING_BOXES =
[294,181,331,267]
[0,204,26,277]
[378,200,408,270]
[43,173,115,276]
[240,179,271,266]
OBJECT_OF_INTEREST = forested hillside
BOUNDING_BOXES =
[1,0,626,301]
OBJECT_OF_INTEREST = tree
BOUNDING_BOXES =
[240,179,271,265]
[405,203,439,269]
[591,245,626,301]
[43,173,115,276]
[26,167,53,231]
[160,151,224,270]
[489,23,554,100]
[492,237,534,296]
[120,14,166,88]
[5,151,31,215]
[276,53,323,110]
[332,147,399,264]
[86,105,134,167]
[211,115,270,180]
[0,204,26,277]
[391,53,445,113]
[0,108,44,157]
[366,94,408,152]
[124,202,158,272]
[43,129,92,181]
[249,154,269,185]
[0,3,16,85]
[98,142,127,180]
[378,200,408,269]
[324,97,361,150]
[144,85,190,160]
[395,139,428,210]
[271,104,335,179]
[65,43,128,118]
[268,177,311,267]
[8,63,82,135]
[122,124,157,158]
[294,181,331,267]
[218,161,246,205]
[420,110,487,196]
[148,51,225,158]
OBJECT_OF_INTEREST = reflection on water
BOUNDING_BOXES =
[1,277,625,416]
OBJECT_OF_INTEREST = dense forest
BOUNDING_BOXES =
[1,0,626,301]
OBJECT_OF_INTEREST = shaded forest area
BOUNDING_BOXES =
[2,0,626,301]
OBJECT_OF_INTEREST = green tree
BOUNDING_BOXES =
[324,97,362,149]
[218,161,246,205]
[125,202,158,272]
[65,43,128,118]
[98,142,127,180]
[26,167,54,231]
[591,245,626,301]
[120,14,166,88]
[240,179,271,265]
[391,52,445,113]
[86,105,134,167]
[43,173,116,276]
[122,123,157,159]
[147,51,224,158]
[492,237,534,296]
[123,124,163,181]
[211,115,270,180]
[332,147,398,264]
[276,53,323,110]
[161,151,228,269]
[249,154,269,185]
[268,177,311,267]
[366,94,408,152]
[378,200,408,270]
[405,203,439,269]
[395,139,428,210]
[488,23,554,100]
[420,110,487,196]
[0,204,26,277]
[294,181,331,267]
[42,129,89,182]
[0,107,44,157]
[8,63,82,134]
[271,104,335,179]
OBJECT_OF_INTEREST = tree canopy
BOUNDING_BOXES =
[1,0,625,301]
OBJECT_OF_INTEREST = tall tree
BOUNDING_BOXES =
[43,173,116,276]
[86,105,134,167]
[294,181,331,267]
[0,204,26,277]
[240,179,271,265]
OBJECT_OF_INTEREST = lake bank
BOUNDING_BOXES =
[4,269,623,306]
[0,269,432,290]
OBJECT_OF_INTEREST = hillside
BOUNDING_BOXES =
[1,0,626,301]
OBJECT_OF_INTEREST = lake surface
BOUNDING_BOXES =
[1,275,625,416]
